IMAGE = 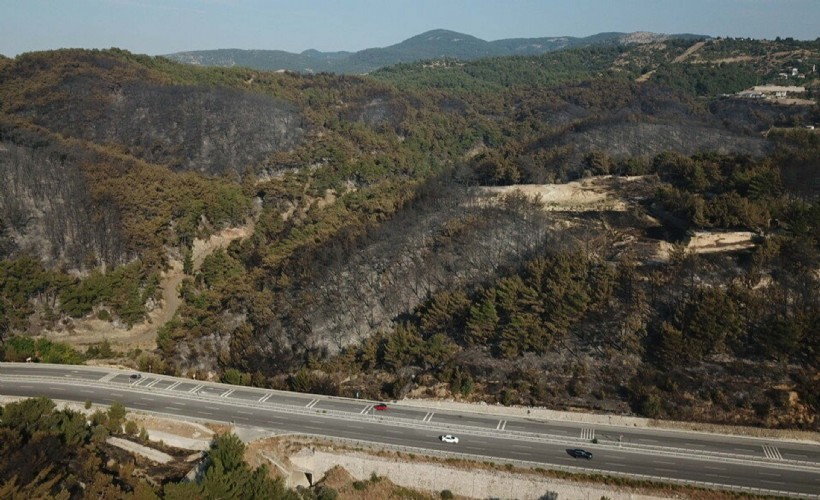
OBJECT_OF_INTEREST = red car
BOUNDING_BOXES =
[374,403,389,411]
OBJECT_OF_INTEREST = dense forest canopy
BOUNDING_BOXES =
[1,37,818,429]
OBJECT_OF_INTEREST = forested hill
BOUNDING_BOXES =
[1,38,818,430]
[164,29,706,74]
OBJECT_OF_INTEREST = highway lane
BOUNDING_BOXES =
[3,363,819,461]
[2,363,819,492]
[3,362,819,464]
[1,377,819,496]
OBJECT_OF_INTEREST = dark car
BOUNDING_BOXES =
[129,373,142,380]
[568,448,593,460]
[374,403,388,411]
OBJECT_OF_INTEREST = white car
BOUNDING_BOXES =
[439,434,459,444]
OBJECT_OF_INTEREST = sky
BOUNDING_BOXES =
[1,0,818,57]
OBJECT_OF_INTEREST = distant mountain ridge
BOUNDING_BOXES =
[164,29,706,74]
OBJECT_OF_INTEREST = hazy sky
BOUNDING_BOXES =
[1,0,818,57]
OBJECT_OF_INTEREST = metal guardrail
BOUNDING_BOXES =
[2,374,819,498]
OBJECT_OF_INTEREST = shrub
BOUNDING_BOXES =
[91,424,110,443]
[640,394,663,418]
[1,336,84,364]
[124,420,139,436]
[499,388,516,406]
[440,490,455,499]
[221,368,251,386]
[316,486,338,500]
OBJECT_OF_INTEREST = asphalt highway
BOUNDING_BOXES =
[1,363,818,496]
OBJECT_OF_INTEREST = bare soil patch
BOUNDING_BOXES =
[107,436,173,464]
[127,414,216,440]
[478,176,653,213]
[654,231,758,261]
[247,436,743,500]
[40,223,254,352]
[672,40,706,63]
[711,55,756,63]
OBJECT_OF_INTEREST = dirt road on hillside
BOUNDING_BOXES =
[42,224,254,352]
[673,40,706,63]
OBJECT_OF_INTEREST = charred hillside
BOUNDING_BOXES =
[0,50,306,176]
[1,40,818,429]
[0,124,127,268]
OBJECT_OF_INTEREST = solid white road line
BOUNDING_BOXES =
[258,393,272,403]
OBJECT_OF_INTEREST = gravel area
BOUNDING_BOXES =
[107,436,173,464]
[290,448,666,500]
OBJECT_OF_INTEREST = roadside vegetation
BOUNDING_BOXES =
[0,397,303,499]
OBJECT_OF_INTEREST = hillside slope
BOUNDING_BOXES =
[165,29,705,74]
[1,40,818,429]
